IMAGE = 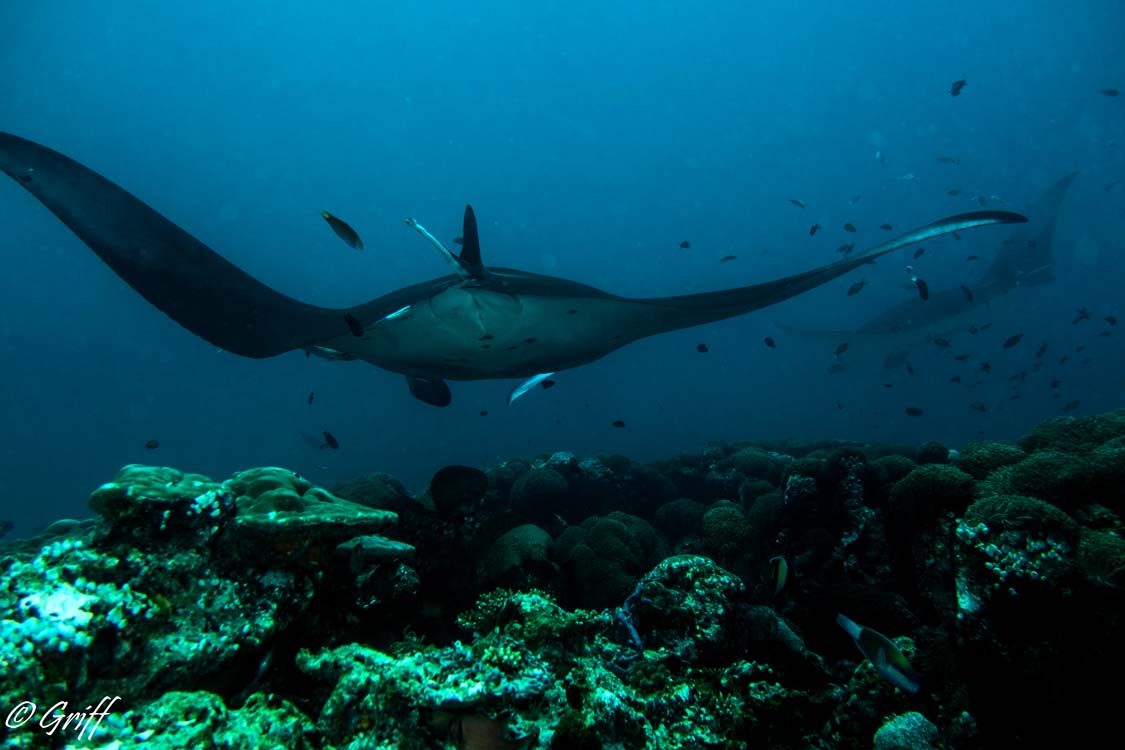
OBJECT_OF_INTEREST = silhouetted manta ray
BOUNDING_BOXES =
[777,172,1077,343]
[0,132,1026,407]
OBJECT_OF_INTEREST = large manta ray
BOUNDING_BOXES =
[778,172,1077,343]
[0,132,1026,407]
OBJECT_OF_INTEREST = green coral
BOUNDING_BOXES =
[872,454,918,484]
[977,451,1089,509]
[1076,529,1125,589]
[890,464,975,525]
[509,467,570,517]
[330,472,407,509]
[956,441,1027,479]
[1017,409,1125,453]
[480,524,556,588]
[701,501,755,564]
[915,441,950,465]
[725,447,785,484]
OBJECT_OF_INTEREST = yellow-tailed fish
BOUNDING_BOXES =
[836,613,922,693]
[321,210,364,249]
[770,555,788,595]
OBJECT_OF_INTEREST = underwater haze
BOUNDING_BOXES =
[1,0,1123,535]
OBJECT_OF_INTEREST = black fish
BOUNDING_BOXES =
[1050,380,1061,389]
[1102,88,1120,97]
[846,280,866,296]
[429,465,488,516]
[843,223,857,233]
[980,361,992,373]
[719,255,738,263]
[913,247,926,259]
[679,240,691,249]
[344,313,364,337]
[307,391,315,405]
[834,342,849,358]
[933,337,951,348]
[612,420,626,428]
[1035,342,1048,358]
[320,211,363,250]
[905,407,924,416]
[1107,316,1118,326]
[969,325,979,334]
[949,375,962,383]
[960,285,974,303]
[144,439,160,450]
[879,223,893,231]
[1063,400,1080,412]
[954,353,970,362]
[980,323,993,331]
[479,409,488,416]
[882,383,894,389]
[809,224,820,236]
[1072,307,1091,324]
[836,242,855,255]
[788,198,806,208]
[966,255,980,262]
[696,343,709,353]
[542,379,557,389]
[953,232,961,240]
[1002,333,1023,349]
[453,236,464,245]
[914,277,930,300]
[907,364,915,375]
[764,337,777,349]
[321,430,340,450]
[970,401,987,412]
[936,155,960,164]
[836,401,844,410]
[949,79,967,96]
[947,188,962,196]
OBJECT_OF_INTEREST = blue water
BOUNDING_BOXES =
[1,1,1122,533]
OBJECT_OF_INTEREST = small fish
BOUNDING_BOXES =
[936,155,960,164]
[809,223,820,236]
[834,342,849,358]
[876,150,885,163]
[764,336,777,349]
[144,439,160,450]
[541,379,557,389]
[882,383,894,389]
[788,198,806,208]
[969,325,979,334]
[320,210,364,249]
[1063,400,1080,412]
[949,375,962,383]
[307,391,315,405]
[879,223,893,231]
[913,247,925,259]
[953,232,961,241]
[946,188,962,196]
[453,236,464,245]
[836,242,855,255]
[1072,308,1091,324]
[679,240,691,249]
[1107,316,1118,326]
[321,430,340,450]
[849,195,863,205]
[933,337,951,348]
[1098,330,1112,338]
[954,353,970,362]
[1106,181,1121,192]
[898,172,916,181]
[1050,380,1061,389]
[1003,333,1023,349]
[960,285,974,303]
[696,343,709,353]
[836,401,844,410]
[949,79,967,97]
[905,407,924,417]
[1059,355,1069,364]
[770,556,788,596]
[966,255,980,262]
[970,401,987,412]
[846,280,867,296]
[719,255,738,263]
[612,420,626,428]
[980,323,993,331]
[843,222,857,233]
[1035,342,1048,358]
[479,409,488,416]
[914,277,930,300]
[980,361,992,373]
[1102,88,1120,97]
[344,313,364,338]
[906,364,915,375]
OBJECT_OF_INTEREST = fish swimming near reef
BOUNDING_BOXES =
[837,613,922,693]
[0,132,1025,407]
[776,172,1077,345]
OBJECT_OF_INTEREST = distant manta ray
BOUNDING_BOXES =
[0,132,1026,407]
[777,172,1077,345]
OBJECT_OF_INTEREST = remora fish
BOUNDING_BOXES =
[0,132,1026,407]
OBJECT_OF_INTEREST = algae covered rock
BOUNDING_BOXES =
[701,501,755,564]
[509,467,570,523]
[88,465,230,541]
[555,512,667,609]
[330,472,407,510]
[1017,410,1125,454]
[725,446,785,484]
[915,441,950,465]
[890,464,976,525]
[872,454,917,484]
[481,523,557,589]
[977,450,1089,509]
[653,498,707,542]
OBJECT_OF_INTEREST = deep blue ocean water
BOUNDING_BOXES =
[1,0,1122,534]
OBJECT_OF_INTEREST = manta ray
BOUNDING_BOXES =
[0,132,1026,407]
[777,172,1077,345]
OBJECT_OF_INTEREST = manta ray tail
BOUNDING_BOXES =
[0,131,357,358]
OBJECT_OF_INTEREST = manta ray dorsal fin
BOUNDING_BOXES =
[404,204,490,282]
